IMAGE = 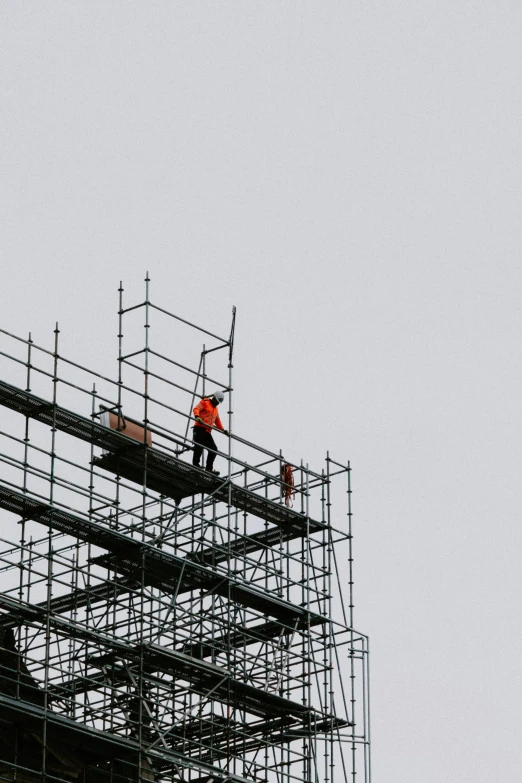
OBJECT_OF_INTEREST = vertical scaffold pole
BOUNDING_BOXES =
[116,279,124,532]
[347,461,356,783]
[15,332,33,772]
[42,322,60,783]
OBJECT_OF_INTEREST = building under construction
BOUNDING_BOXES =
[0,277,371,783]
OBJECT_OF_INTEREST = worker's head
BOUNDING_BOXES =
[211,390,225,406]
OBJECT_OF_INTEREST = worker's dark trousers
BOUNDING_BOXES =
[192,426,217,470]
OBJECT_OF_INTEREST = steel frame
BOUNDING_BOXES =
[0,275,370,783]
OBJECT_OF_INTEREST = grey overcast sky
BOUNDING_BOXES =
[1,2,521,780]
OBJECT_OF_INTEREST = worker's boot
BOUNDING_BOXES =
[206,466,220,475]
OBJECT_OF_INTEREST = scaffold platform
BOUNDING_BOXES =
[0,484,325,627]
[0,379,324,534]
[0,592,339,726]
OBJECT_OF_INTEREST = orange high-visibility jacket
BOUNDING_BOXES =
[193,397,224,433]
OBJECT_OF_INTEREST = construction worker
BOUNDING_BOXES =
[192,390,229,474]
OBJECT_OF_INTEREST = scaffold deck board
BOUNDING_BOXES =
[83,642,337,723]
[51,615,320,686]
[163,710,349,762]
[0,484,324,628]
[93,449,218,506]
[92,550,317,626]
[188,524,302,566]
[142,644,310,718]
[93,449,324,535]
[83,645,315,720]
[161,712,302,761]
[0,379,324,534]
[179,616,319,659]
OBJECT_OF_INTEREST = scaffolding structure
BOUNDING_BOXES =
[0,276,371,783]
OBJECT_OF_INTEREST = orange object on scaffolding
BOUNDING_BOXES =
[280,462,295,507]
[101,408,152,446]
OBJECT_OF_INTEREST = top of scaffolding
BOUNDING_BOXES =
[0,274,350,527]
